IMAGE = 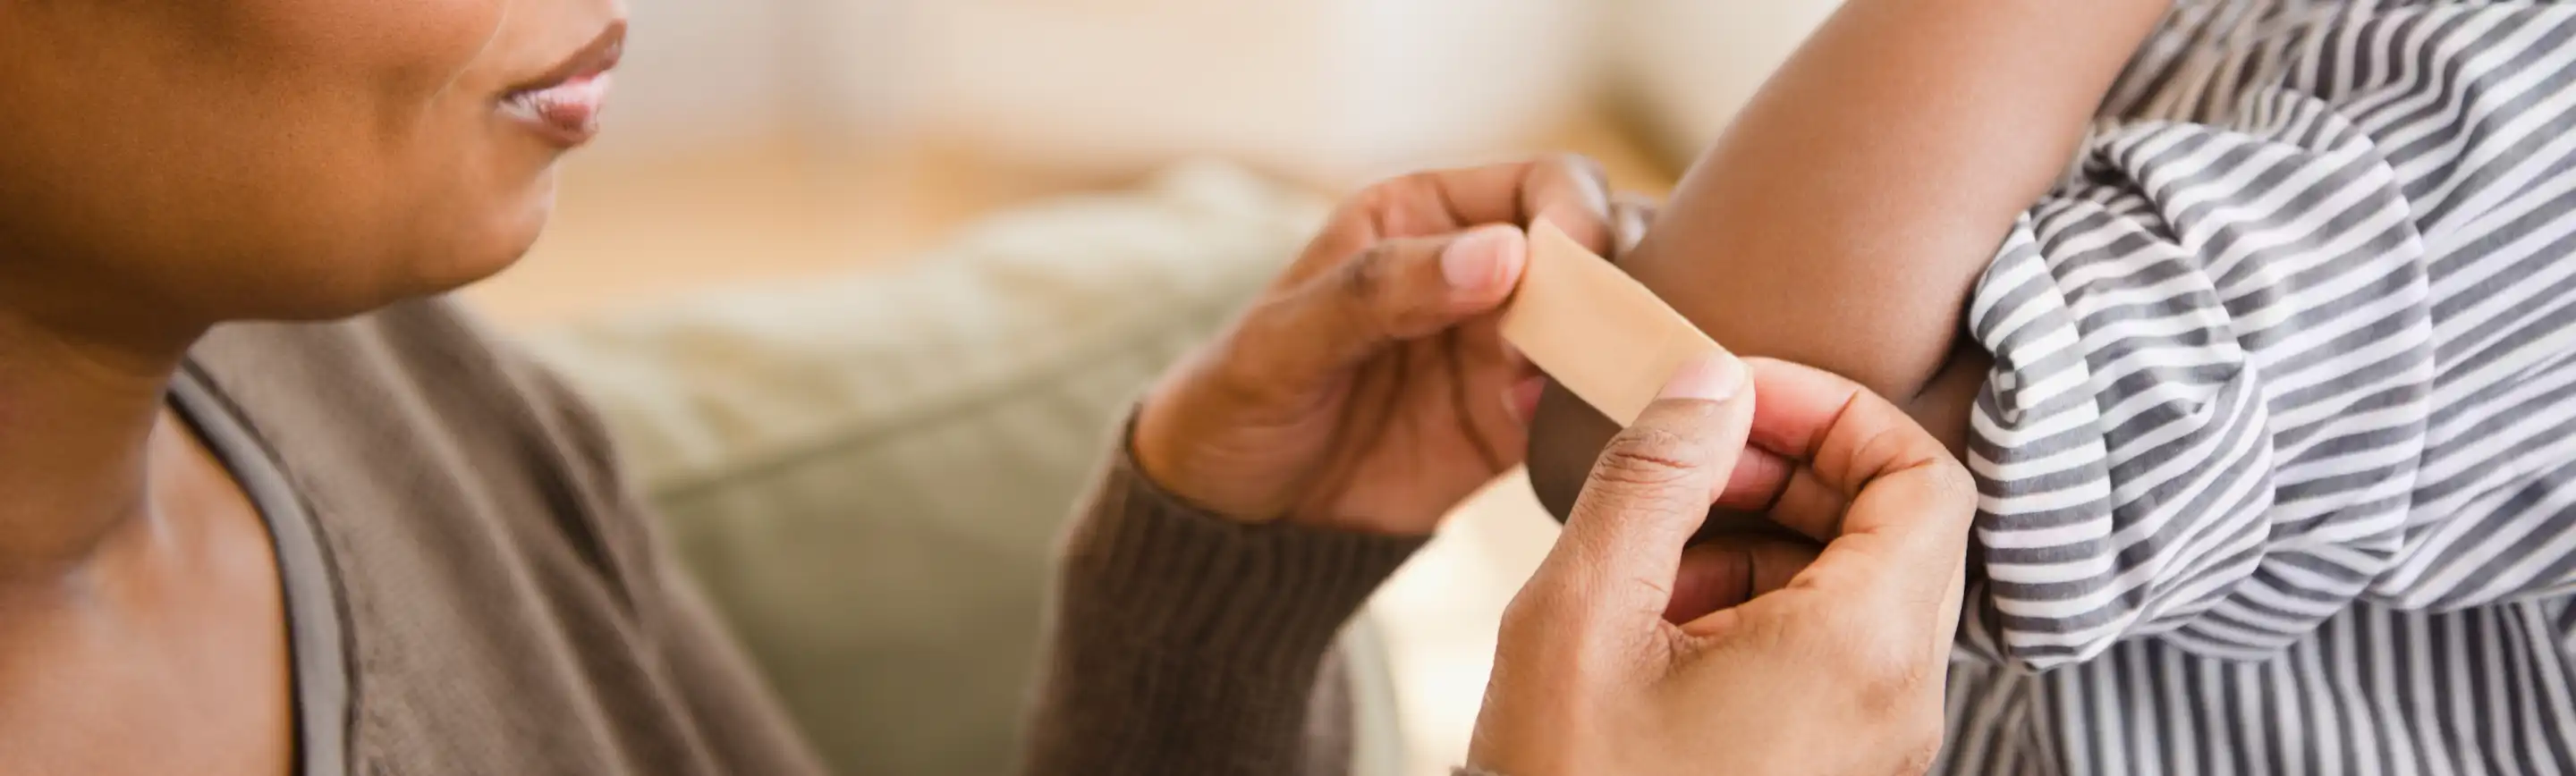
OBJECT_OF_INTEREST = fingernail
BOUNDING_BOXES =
[1618,207,1649,257]
[1583,175,1614,223]
[1659,351,1746,402]
[1442,226,1518,291]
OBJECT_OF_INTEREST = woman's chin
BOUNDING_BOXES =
[407,181,559,298]
[267,216,551,322]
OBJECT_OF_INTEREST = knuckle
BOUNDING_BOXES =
[1894,723,1945,776]
[1590,426,1707,487]
[1339,177,1430,233]
[1336,244,1400,304]
[1498,571,1588,635]
[1352,174,1413,208]
[1337,244,1442,336]
[1495,600,1546,658]
[1842,639,1939,721]
[1496,584,1555,636]
[1800,600,1941,720]
[1546,151,1606,182]
[1829,412,1915,493]
[1848,421,1909,473]
[1496,584,1593,663]
[1927,457,1979,509]
[1363,172,1443,215]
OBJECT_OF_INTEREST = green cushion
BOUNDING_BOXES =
[524,164,1404,776]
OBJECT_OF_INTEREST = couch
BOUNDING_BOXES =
[521,164,1407,776]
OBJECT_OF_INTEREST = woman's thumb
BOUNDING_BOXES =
[1525,352,1754,626]
[1233,225,1529,387]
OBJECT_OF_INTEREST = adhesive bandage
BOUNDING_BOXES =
[1499,220,1734,426]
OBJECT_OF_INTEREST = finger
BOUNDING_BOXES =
[1740,358,1978,611]
[1529,390,1792,524]
[1451,321,1539,473]
[1233,225,1530,390]
[1710,464,1852,544]
[1906,344,1989,457]
[1609,194,1659,260]
[1404,155,1617,255]
[1288,156,1614,290]
[1504,374,1548,425]
[1663,535,1821,624]
[1474,320,1546,429]
[1711,447,1794,510]
[1691,446,1809,544]
[1530,352,1754,624]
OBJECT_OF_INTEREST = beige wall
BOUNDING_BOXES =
[590,0,1838,177]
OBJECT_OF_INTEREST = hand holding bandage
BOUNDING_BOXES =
[1468,225,1976,776]
[1469,352,1976,776]
[1126,154,1974,772]
[1131,156,1641,536]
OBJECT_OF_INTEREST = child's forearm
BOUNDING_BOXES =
[1625,0,2170,410]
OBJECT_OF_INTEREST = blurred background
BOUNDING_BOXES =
[470,2,1837,774]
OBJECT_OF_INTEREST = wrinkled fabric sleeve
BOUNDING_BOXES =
[1958,83,2440,668]
[1022,434,1425,776]
[1959,55,2576,669]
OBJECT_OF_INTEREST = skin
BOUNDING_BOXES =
[0,0,623,771]
[1132,162,1982,772]
[1473,355,1980,776]
[0,0,2047,770]
[1135,156,1622,535]
[1524,0,2175,530]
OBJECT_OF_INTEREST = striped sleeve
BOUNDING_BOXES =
[1962,3,2576,672]
[1959,87,2436,668]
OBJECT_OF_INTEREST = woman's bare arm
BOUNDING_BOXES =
[1531,0,2171,515]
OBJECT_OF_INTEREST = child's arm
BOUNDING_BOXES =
[1623,0,2173,426]
[1548,1,2576,672]
[1530,0,2171,501]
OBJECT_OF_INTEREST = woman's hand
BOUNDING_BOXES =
[1470,356,1978,776]
[1132,156,1633,536]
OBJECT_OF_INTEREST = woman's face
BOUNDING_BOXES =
[0,0,625,327]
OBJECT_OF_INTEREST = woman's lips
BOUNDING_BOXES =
[502,23,625,147]
[503,72,614,146]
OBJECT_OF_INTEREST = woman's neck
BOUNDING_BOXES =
[0,303,202,582]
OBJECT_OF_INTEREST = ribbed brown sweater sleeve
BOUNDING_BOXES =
[1022,438,1427,776]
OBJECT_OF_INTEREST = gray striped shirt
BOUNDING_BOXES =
[1945,1,2576,772]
